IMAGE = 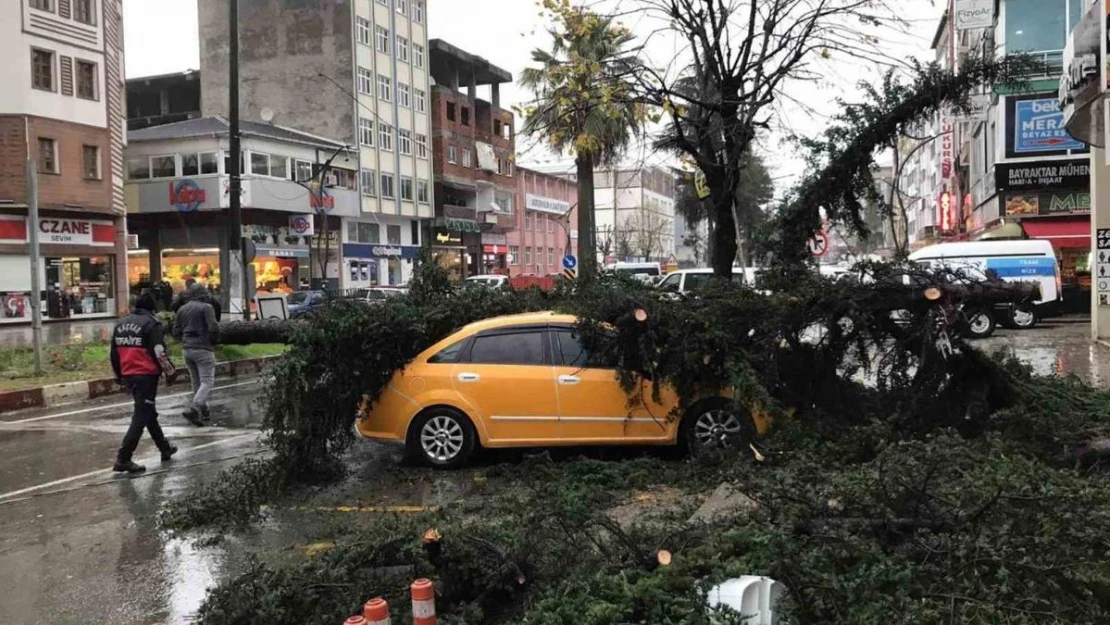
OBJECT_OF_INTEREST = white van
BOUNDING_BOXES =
[908,240,1061,328]
[609,261,663,284]
[657,267,754,293]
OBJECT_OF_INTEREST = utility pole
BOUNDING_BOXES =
[26,160,43,375]
[228,0,247,319]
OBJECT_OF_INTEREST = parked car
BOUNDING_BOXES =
[465,274,510,288]
[608,261,663,284]
[356,312,764,468]
[359,286,408,304]
[908,239,1060,329]
[286,290,328,319]
[656,267,757,294]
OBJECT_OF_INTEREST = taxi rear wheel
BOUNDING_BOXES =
[407,408,476,469]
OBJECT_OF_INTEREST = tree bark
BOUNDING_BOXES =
[711,194,738,277]
[576,152,597,280]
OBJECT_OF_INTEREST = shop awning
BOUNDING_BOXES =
[1021,218,1090,250]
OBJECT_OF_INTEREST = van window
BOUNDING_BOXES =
[658,273,682,291]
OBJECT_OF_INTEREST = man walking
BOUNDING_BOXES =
[110,293,177,474]
[173,283,220,425]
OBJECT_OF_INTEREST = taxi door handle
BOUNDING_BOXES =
[457,372,480,383]
[557,375,580,385]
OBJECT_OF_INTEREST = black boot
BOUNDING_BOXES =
[161,444,178,462]
[198,405,212,424]
[113,460,146,474]
[182,408,205,427]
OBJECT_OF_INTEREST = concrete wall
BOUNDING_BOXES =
[198,0,357,145]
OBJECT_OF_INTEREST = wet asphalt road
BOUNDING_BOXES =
[0,321,1108,625]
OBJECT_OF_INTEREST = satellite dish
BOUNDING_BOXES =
[259,107,275,123]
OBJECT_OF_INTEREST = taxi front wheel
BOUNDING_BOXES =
[408,408,476,469]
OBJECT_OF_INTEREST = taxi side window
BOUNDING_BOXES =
[428,339,467,364]
[468,331,545,365]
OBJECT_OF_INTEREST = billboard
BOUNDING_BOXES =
[1006,95,1087,158]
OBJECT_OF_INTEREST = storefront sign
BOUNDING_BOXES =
[342,243,421,259]
[953,94,991,123]
[33,218,115,246]
[170,179,207,213]
[1008,96,1086,157]
[289,215,315,237]
[940,118,953,178]
[310,189,334,213]
[995,160,1090,192]
[433,229,463,245]
[525,194,572,215]
[954,0,992,30]
[1004,191,1091,216]
[937,191,955,233]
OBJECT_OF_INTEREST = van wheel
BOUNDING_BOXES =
[1010,305,1037,329]
[407,408,476,469]
[965,310,997,339]
[681,400,753,456]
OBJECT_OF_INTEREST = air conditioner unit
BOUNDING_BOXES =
[126,234,139,249]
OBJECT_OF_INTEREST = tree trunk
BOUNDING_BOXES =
[711,195,738,277]
[576,153,597,280]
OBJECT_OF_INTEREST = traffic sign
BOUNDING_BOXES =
[808,231,829,258]
[563,268,577,281]
[665,254,679,273]
[694,169,710,199]
[562,254,578,271]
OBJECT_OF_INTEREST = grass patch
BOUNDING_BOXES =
[0,340,286,392]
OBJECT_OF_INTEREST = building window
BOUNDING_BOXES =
[150,155,176,178]
[74,0,95,25]
[295,159,313,182]
[375,0,387,5]
[548,248,555,266]
[397,36,409,62]
[271,156,289,179]
[461,148,472,168]
[524,247,532,266]
[378,74,392,101]
[446,102,456,121]
[30,0,52,11]
[398,129,412,155]
[75,60,97,100]
[360,169,376,196]
[414,89,426,113]
[413,43,425,68]
[380,173,395,198]
[32,48,54,91]
[182,151,219,176]
[548,215,554,232]
[411,220,420,245]
[413,0,424,23]
[398,83,411,108]
[379,122,394,151]
[375,25,390,53]
[127,157,149,180]
[447,145,458,164]
[356,17,371,45]
[387,224,402,244]
[494,120,502,136]
[250,152,270,176]
[498,158,513,177]
[461,107,470,126]
[359,117,374,146]
[416,134,428,159]
[523,212,532,231]
[1005,0,1066,54]
[502,122,512,139]
[349,221,380,243]
[358,67,373,94]
[37,138,58,174]
[509,246,519,265]
[396,0,407,15]
[417,179,429,203]
[400,176,414,201]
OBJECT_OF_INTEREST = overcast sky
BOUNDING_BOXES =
[123,0,946,184]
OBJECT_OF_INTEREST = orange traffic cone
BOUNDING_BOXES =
[411,579,436,625]
[344,616,367,625]
[364,597,391,625]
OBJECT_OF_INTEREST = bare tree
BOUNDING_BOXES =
[597,224,615,259]
[633,0,908,276]
[614,219,635,260]
[625,205,669,260]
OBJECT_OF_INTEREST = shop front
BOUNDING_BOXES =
[996,160,1091,311]
[0,214,122,324]
[428,227,469,281]
[481,232,509,275]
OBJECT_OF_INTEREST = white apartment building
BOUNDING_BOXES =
[0,0,128,325]
[199,0,432,287]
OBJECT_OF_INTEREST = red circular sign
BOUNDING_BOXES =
[291,216,312,235]
[808,231,829,258]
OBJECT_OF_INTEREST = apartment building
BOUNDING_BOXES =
[511,168,578,277]
[197,0,432,287]
[0,0,127,325]
[428,40,517,279]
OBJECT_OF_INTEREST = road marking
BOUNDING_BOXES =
[2,379,261,425]
[294,505,440,514]
[0,433,259,502]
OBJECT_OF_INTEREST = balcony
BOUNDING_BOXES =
[1022,50,1064,78]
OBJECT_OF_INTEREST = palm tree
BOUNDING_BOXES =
[520,3,645,280]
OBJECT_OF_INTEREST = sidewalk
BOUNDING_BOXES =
[0,320,117,349]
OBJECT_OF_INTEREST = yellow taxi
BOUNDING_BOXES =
[357,312,764,468]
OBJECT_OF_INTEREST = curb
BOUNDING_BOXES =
[0,354,281,414]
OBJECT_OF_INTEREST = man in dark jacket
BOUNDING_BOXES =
[110,293,177,473]
[173,284,220,425]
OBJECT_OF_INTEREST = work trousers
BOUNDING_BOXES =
[117,375,170,463]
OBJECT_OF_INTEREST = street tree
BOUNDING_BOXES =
[626,205,669,260]
[520,0,649,281]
